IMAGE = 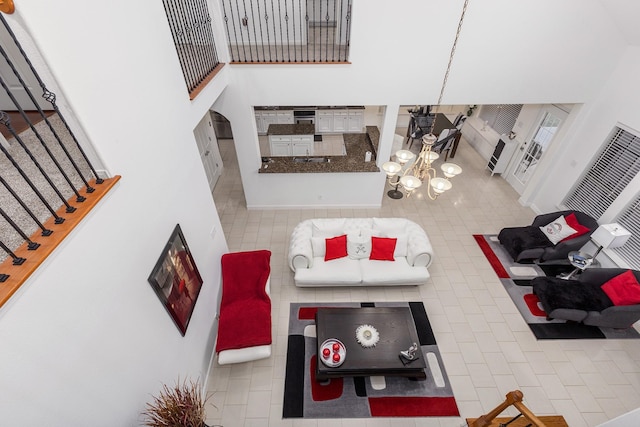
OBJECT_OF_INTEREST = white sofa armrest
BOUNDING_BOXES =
[288,220,314,271]
[405,220,433,268]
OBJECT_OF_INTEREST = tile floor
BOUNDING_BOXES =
[207,132,640,427]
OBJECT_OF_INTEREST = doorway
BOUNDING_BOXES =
[194,111,223,193]
[506,105,567,194]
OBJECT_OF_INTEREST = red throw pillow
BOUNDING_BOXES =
[324,235,348,261]
[370,237,397,261]
[560,213,591,242]
[601,270,640,306]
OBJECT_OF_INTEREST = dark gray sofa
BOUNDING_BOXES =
[532,268,640,329]
[498,210,598,264]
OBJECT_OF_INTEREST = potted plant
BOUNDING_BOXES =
[142,378,214,427]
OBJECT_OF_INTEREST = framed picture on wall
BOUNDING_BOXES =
[148,224,203,336]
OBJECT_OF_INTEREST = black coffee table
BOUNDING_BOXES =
[315,307,426,381]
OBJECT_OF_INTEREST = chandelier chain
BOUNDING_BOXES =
[430,0,470,135]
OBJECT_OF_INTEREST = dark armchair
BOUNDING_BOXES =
[497,210,598,264]
[532,268,640,329]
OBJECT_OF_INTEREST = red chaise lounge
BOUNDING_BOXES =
[216,250,272,365]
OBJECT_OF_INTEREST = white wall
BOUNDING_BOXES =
[528,46,640,214]
[0,2,229,426]
[218,0,629,209]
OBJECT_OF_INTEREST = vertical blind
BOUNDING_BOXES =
[564,127,640,219]
[478,104,523,135]
[613,198,640,269]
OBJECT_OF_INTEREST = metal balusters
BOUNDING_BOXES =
[0,241,25,265]
[221,1,237,61]
[298,0,305,62]
[276,0,285,62]
[234,0,247,61]
[0,14,118,269]
[1,15,102,189]
[344,0,351,61]
[0,175,53,236]
[305,5,309,62]
[331,0,336,61]
[324,0,329,62]
[0,73,84,206]
[0,208,40,250]
[164,1,194,87]
[249,0,263,62]
[220,0,352,63]
[0,113,68,223]
[162,0,221,91]
[240,0,255,62]
[0,49,89,200]
[263,0,273,61]
[338,0,344,58]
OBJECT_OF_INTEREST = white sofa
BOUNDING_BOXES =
[288,218,433,287]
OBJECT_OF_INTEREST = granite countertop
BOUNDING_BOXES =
[267,124,315,135]
[259,128,380,174]
[255,106,365,111]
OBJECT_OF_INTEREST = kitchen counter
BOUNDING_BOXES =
[267,123,315,135]
[259,128,380,174]
[255,105,365,111]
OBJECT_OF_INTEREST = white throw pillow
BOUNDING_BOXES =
[311,237,326,257]
[394,233,408,257]
[347,233,371,259]
[539,215,578,245]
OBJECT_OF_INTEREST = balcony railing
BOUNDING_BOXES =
[163,0,224,98]
[221,0,352,63]
[0,14,119,306]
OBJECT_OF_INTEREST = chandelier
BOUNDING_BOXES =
[382,0,469,200]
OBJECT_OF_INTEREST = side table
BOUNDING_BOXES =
[559,250,599,280]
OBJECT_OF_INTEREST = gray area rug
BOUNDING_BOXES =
[282,301,460,418]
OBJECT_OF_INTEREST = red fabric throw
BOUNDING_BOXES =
[602,270,640,306]
[560,213,591,242]
[370,237,396,261]
[216,250,272,352]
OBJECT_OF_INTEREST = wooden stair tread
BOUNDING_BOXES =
[466,415,569,427]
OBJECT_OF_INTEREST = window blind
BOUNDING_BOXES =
[564,127,640,219]
[612,199,640,269]
[478,104,523,135]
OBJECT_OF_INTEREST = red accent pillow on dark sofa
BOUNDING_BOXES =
[560,212,591,242]
[601,270,640,306]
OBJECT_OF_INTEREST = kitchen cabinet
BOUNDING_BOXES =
[255,110,292,134]
[316,111,334,133]
[277,111,294,124]
[332,111,348,132]
[292,136,314,156]
[315,109,364,133]
[347,110,363,132]
[461,117,500,161]
[254,112,263,133]
[268,134,314,156]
